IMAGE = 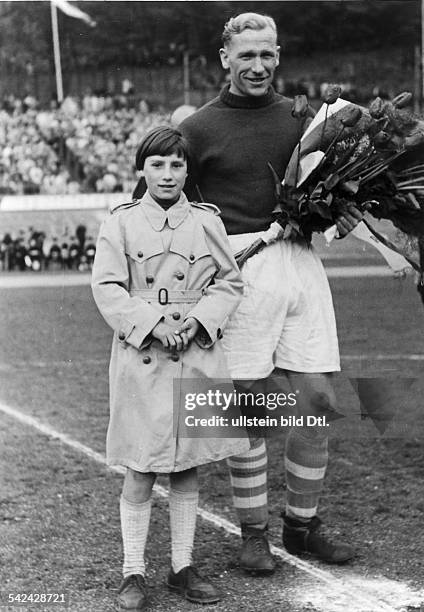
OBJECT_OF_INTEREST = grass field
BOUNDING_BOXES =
[0,270,423,612]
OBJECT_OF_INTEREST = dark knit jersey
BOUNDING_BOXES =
[180,85,303,236]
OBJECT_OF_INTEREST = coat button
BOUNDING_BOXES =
[176,272,184,280]
[118,331,126,341]
[172,312,181,320]
[146,275,154,284]
[189,254,195,261]
[143,356,151,364]
[171,353,179,362]
[137,251,143,258]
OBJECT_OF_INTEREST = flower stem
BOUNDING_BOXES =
[397,177,424,187]
[398,185,424,191]
[319,104,329,150]
[397,165,424,176]
[235,239,266,269]
[359,150,406,184]
[338,150,377,180]
[291,113,308,187]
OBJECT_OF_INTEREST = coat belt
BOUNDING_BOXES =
[130,288,204,304]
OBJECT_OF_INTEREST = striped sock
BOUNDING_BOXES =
[227,438,268,528]
[169,488,199,574]
[284,429,328,520]
[120,495,152,578]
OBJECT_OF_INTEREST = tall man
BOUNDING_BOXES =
[180,13,360,574]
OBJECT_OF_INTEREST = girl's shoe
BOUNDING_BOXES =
[167,565,221,604]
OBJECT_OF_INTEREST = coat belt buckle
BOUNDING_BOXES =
[158,288,169,305]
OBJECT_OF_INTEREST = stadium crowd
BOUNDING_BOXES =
[0,224,96,272]
[0,78,382,199]
[0,93,169,196]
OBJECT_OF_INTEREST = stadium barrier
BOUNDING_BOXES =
[0,193,132,212]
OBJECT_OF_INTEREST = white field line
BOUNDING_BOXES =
[1,401,423,612]
[341,354,424,361]
[0,265,396,289]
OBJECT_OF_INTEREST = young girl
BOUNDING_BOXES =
[92,126,249,610]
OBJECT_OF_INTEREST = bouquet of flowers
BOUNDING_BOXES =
[235,86,424,301]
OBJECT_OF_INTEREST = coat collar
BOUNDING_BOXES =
[139,191,190,231]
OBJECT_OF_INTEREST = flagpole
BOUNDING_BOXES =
[51,1,64,103]
[421,0,424,109]
[183,50,190,105]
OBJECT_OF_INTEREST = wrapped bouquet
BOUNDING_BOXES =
[235,87,424,301]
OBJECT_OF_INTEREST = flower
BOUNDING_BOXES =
[235,90,424,302]
[391,92,413,109]
[323,84,342,105]
[291,95,309,119]
[340,106,362,128]
[369,97,385,119]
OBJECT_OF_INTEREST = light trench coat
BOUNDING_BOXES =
[92,191,249,472]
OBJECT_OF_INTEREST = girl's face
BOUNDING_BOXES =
[142,152,187,207]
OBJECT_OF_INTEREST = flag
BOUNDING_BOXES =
[52,0,96,27]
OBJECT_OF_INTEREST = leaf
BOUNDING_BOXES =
[289,220,301,233]
[404,132,424,150]
[324,173,340,190]
[267,162,282,199]
[310,181,325,198]
[340,180,360,194]
[309,200,334,221]
[272,201,283,215]
[283,225,293,240]
[405,192,421,209]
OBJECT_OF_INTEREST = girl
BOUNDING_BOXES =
[92,126,249,610]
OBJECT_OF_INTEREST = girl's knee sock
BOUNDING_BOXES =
[120,495,152,578]
[169,488,199,573]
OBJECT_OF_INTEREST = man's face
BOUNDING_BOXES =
[219,27,280,97]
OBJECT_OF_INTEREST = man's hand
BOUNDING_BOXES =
[151,320,185,351]
[174,317,200,349]
[335,204,364,237]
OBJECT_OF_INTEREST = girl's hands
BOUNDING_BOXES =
[151,320,184,351]
[174,317,200,349]
[151,317,200,351]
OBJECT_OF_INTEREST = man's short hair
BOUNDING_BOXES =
[221,12,277,46]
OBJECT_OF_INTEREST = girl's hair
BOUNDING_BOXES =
[135,126,189,170]
[221,12,277,47]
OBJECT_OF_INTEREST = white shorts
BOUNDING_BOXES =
[222,232,340,379]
